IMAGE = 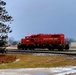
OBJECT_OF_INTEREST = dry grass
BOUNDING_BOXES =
[0,54,76,68]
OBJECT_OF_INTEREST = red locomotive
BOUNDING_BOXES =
[17,33,69,50]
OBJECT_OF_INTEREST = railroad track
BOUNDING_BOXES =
[7,49,76,56]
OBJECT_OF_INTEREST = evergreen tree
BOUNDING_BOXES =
[0,0,13,47]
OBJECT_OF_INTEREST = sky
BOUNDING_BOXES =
[4,0,76,40]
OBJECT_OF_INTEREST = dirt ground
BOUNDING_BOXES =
[6,46,17,49]
[0,46,17,64]
[0,55,16,64]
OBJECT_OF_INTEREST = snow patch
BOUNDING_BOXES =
[0,66,76,75]
[14,59,20,63]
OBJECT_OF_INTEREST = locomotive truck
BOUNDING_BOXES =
[17,33,69,51]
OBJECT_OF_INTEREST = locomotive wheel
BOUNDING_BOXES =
[48,47,51,50]
[22,48,24,50]
[47,45,52,50]
[24,48,27,50]
[32,48,34,50]
[58,45,64,51]
[65,44,69,50]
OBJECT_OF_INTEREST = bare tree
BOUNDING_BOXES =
[8,37,20,46]
[8,37,14,45]
[65,38,76,44]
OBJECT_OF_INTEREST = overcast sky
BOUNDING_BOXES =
[5,0,76,40]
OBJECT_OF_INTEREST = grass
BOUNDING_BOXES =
[0,54,76,69]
